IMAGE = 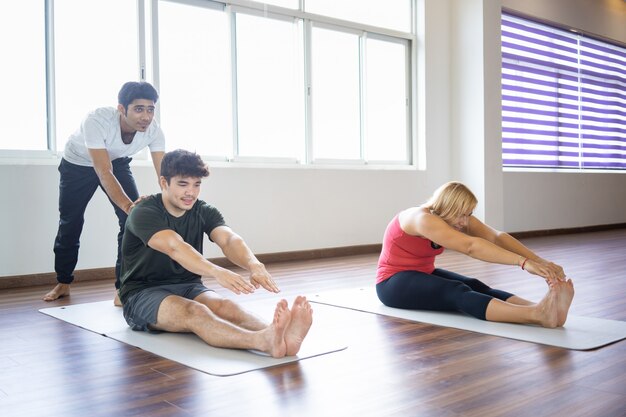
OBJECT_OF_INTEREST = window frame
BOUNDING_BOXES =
[1,0,417,170]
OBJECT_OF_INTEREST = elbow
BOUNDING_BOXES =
[164,240,191,261]
[464,239,479,257]
[225,234,245,250]
[494,231,509,245]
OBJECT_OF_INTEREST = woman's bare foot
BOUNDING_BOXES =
[556,279,575,327]
[43,283,71,301]
[285,296,313,356]
[533,285,559,328]
[263,299,290,358]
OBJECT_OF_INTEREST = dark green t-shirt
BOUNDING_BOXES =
[118,194,226,303]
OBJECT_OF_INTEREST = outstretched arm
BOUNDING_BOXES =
[210,226,280,293]
[89,148,135,214]
[468,217,566,282]
[147,229,257,294]
[401,208,563,283]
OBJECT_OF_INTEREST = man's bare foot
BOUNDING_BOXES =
[263,299,290,358]
[556,279,575,327]
[285,296,313,356]
[43,283,71,301]
[113,292,123,307]
[533,285,559,328]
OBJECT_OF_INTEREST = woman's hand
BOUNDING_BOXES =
[523,259,566,284]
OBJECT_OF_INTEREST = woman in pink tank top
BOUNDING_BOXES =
[376,181,574,327]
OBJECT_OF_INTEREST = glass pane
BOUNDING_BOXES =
[236,13,305,160]
[54,0,138,153]
[365,37,408,162]
[311,27,360,160]
[0,0,47,151]
[306,0,411,33]
[158,1,232,157]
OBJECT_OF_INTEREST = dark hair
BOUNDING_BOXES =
[161,149,210,184]
[117,81,159,109]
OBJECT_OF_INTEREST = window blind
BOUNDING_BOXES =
[501,13,626,170]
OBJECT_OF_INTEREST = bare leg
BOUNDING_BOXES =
[194,291,268,331]
[485,285,559,328]
[43,283,71,301]
[556,279,575,326]
[152,295,290,358]
[285,296,314,356]
[505,295,534,306]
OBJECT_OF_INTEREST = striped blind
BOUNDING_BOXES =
[501,13,626,170]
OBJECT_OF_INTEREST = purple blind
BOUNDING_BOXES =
[501,13,626,170]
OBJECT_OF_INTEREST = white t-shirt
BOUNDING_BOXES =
[63,107,166,167]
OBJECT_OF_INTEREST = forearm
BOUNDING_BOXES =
[96,169,135,213]
[465,236,566,282]
[494,232,543,261]
[221,235,263,272]
[169,241,228,277]
[466,238,524,267]
[151,151,164,181]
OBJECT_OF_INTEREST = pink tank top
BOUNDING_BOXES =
[376,214,444,283]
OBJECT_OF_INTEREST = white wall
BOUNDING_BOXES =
[0,162,428,276]
[1,0,625,278]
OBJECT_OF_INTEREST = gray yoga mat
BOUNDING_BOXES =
[40,300,346,376]
[310,287,626,350]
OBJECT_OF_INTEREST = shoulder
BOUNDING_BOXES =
[128,195,163,222]
[137,194,161,209]
[398,206,433,236]
[192,200,226,232]
[85,107,117,124]
[195,200,222,216]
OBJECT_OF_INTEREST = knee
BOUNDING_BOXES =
[211,298,238,316]
[184,301,212,319]
[442,282,472,304]
[465,278,490,291]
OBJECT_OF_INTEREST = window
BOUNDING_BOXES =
[2,0,415,167]
[235,12,305,161]
[364,35,409,162]
[502,13,626,170]
[157,1,232,158]
[310,27,410,163]
[53,0,139,153]
[311,26,361,160]
[0,0,47,151]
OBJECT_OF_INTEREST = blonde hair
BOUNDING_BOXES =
[425,181,477,222]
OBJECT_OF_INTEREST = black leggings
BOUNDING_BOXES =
[376,269,514,320]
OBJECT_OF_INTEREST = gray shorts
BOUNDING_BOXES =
[122,282,214,331]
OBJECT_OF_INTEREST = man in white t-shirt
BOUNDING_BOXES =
[44,81,166,303]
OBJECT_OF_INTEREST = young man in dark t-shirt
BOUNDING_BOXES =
[119,149,312,358]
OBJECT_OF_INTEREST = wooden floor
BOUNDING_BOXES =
[1,230,625,417]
